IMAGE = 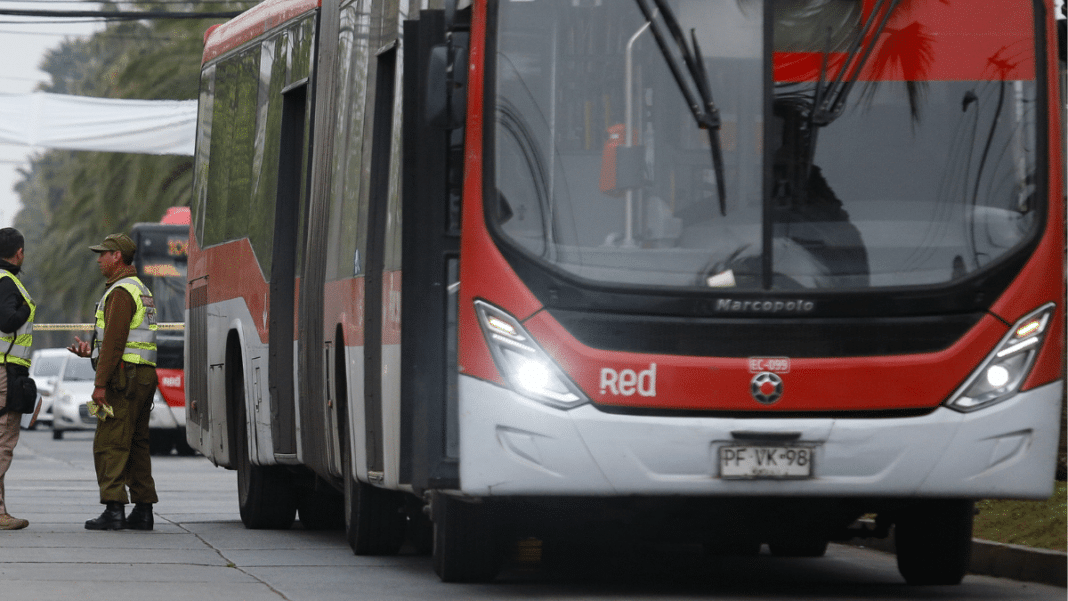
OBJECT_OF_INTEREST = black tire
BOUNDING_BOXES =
[345,476,406,554]
[895,500,974,585]
[341,433,405,554]
[335,339,406,555]
[234,365,296,529]
[52,429,62,440]
[768,538,828,557]
[432,494,503,583]
[298,487,345,531]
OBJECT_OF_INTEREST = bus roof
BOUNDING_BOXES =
[160,206,190,225]
[203,0,321,64]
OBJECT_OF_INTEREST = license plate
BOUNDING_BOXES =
[719,445,814,479]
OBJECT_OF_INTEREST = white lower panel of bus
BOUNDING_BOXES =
[458,376,1061,499]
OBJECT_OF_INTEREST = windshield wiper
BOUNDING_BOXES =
[634,0,727,216]
[786,0,899,201]
[811,0,901,126]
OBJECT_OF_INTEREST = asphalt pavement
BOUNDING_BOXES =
[0,427,1063,601]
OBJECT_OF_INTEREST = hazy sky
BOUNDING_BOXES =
[0,1,103,228]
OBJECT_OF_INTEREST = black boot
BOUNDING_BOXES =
[125,502,154,531]
[85,502,126,530]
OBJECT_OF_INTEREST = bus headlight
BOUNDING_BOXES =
[945,303,1055,413]
[474,300,589,409]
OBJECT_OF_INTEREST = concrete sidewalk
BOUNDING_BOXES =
[0,429,263,601]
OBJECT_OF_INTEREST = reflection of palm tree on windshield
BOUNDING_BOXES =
[768,0,948,288]
[852,0,944,121]
[778,0,940,141]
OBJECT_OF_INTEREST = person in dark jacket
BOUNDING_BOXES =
[0,228,34,530]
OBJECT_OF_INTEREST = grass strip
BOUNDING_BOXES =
[973,482,1067,551]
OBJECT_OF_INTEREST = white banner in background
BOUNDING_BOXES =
[0,92,196,156]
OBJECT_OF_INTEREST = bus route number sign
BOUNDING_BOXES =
[719,445,814,479]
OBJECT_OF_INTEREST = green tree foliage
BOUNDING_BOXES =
[12,7,244,344]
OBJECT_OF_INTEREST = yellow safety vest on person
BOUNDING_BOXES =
[0,269,34,367]
[92,276,157,366]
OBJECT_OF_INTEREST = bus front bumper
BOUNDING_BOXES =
[458,375,1062,499]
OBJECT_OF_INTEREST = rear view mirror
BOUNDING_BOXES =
[425,41,468,129]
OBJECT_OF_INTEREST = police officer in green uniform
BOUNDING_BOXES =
[69,233,159,531]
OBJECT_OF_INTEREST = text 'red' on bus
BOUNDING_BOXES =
[185,0,1065,585]
[132,207,193,455]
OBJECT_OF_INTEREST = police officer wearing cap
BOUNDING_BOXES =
[69,233,159,530]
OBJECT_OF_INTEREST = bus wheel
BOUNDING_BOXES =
[234,371,296,529]
[342,446,405,555]
[894,500,973,585]
[432,494,503,583]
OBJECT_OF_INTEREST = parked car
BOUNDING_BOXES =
[27,348,68,429]
[50,354,98,439]
[41,349,189,452]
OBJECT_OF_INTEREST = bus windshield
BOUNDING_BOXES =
[134,227,188,323]
[491,0,1040,291]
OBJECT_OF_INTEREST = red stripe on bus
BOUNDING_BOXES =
[202,0,320,64]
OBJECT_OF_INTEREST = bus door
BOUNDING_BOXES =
[399,9,466,490]
[354,33,399,480]
[269,80,309,458]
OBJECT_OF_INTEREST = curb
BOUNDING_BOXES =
[970,539,1068,587]
[846,525,1067,588]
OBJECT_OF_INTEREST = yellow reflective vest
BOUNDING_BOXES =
[0,270,34,367]
[92,276,157,366]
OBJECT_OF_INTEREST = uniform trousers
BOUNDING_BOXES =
[0,366,19,515]
[93,362,159,505]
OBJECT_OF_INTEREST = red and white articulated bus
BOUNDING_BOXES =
[133,207,193,455]
[185,0,1065,584]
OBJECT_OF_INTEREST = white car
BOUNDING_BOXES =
[50,354,98,439]
[40,349,187,450]
[27,348,68,429]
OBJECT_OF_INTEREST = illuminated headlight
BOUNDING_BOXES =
[945,303,1056,412]
[474,300,588,409]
